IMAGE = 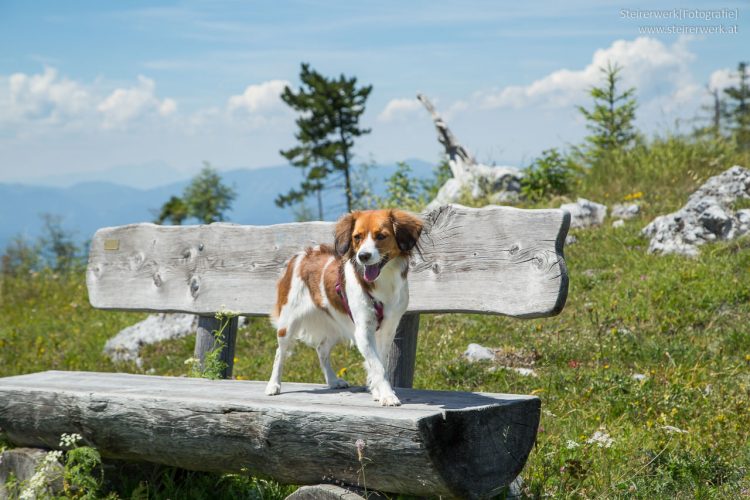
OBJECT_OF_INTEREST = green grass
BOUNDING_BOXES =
[2,135,750,498]
[3,222,748,498]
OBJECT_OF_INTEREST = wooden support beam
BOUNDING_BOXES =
[387,313,419,388]
[193,315,239,379]
[0,371,540,499]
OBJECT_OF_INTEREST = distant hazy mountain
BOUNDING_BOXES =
[6,160,191,190]
[1,159,435,251]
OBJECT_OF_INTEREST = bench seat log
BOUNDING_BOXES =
[0,371,539,499]
[86,205,569,318]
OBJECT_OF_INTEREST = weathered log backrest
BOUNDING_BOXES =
[86,204,570,382]
[88,205,569,316]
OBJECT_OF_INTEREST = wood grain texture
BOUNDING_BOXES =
[87,204,569,318]
[0,371,540,499]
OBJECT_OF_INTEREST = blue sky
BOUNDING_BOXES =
[0,0,747,186]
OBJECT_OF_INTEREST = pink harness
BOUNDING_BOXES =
[335,278,384,330]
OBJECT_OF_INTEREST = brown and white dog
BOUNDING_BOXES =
[266,209,423,406]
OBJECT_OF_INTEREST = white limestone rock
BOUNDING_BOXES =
[104,313,199,366]
[463,343,496,362]
[0,448,63,498]
[612,203,640,220]
[426,162,522,210]
[642,166,750,256]
[560,198,608,229]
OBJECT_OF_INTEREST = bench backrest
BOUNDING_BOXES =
[87,205,570,318]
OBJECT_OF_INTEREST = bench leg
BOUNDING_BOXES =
[193,315,239,379]
[386,313,419,388]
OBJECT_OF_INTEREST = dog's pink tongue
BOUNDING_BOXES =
[364,264,381,282]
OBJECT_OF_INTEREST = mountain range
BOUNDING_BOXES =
[0,160,436,251]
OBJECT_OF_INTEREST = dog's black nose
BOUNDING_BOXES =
[358,251,372,262]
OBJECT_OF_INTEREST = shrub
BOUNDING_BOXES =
[520,148,580,201]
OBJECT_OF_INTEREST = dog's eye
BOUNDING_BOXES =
[375,233,387,240]
[353,234,363,242]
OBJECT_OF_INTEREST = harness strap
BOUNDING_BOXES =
[335,278,384,330]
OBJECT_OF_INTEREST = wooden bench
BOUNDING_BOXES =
[0,204,569,499]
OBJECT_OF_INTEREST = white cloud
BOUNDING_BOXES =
[708,65,749,92]
[480,37,695,110]
[378,97,422,122]
[227,79,289,114]
[1,67,90,125]
[159,98,177,116]
[97,75,177,129]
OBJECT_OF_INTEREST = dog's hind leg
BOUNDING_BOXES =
[316,336,349,389]
[265,320,298,396]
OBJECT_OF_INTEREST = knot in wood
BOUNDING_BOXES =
[128,252,145,271]
[189,277,200,297]
[198,243,204,251]
[532,254,545,270]
[509,243,520,255]
[153,273,162,287]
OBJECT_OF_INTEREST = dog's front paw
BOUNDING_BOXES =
[265,382,281,396]
[371,386,381,401]
[379,393,401,406]
[329,378,349,389]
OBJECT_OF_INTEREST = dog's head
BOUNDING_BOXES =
[334,209,423,283]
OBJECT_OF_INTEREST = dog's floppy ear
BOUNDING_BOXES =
[334,212,357,257]
[391,210,423,253]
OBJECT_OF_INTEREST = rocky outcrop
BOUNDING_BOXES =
[417,94,523,209]
[642,166,750,256]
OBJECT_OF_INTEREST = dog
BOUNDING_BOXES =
[265,209,423,406]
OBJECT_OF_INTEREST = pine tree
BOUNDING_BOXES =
[723,61,750,150]
[182,163,236,224]
[155,163,236,225]
[277,63,372,216]
[577,62,637,158]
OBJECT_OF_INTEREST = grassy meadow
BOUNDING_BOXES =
[2,136,750,498]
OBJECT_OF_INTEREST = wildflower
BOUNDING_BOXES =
[566,440,580,449]
[59,432,82,448]
[568,360,580,369]
[216,307,239,319]
[184,357,200,365]
[624,191,644,201]
[20,450,63,500]
[586,428,614,448]
[337,367,348,378]
[355,439,366,461]
[44,450,63,464]
[631,373,647,381]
